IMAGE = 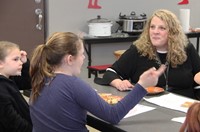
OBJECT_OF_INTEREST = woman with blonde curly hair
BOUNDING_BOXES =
[99,9,200,99]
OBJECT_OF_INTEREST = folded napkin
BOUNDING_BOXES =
[124,104,155,118]
[171,117,186,124]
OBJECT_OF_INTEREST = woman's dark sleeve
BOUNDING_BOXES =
[10,59,31,90]
[99,45,138,85]
[187,43,200,99]
[187,43,200,76]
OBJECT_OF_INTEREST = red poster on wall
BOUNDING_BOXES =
[88,0,101,9]
[178,0,189,5]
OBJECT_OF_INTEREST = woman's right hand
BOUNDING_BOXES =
[138,65,166,89]
[110,79,134,91]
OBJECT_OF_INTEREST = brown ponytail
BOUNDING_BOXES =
[30,44,54,102]
[30,32,82,103]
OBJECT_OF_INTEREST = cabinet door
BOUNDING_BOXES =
[0,0,46,58]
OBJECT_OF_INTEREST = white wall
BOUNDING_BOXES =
[46,0,200,66]
[46,0,200,34]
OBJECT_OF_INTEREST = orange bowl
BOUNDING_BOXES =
[146,87,164,95]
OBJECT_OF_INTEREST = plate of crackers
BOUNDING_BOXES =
[98,93,123,105]
[181,101,194,108]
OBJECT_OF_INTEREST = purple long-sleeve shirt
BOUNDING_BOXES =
[30,74,147,132]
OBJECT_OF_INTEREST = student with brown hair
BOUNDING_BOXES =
[180,102,200,132]
[29,32,166,132]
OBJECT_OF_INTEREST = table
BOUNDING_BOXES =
[84,32,200,78]
[83,78,186,132]
[22,78,187,132]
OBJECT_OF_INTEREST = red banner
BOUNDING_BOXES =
[88,0,101,9]
[178,0,189,5]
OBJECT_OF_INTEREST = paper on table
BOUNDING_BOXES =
[144,93,196,113]
[171,117,186,124]
[124,104,155,118]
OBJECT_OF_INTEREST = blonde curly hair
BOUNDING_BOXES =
[134,9,188,67]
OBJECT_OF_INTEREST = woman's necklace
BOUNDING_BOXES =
[155,52,170,91]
